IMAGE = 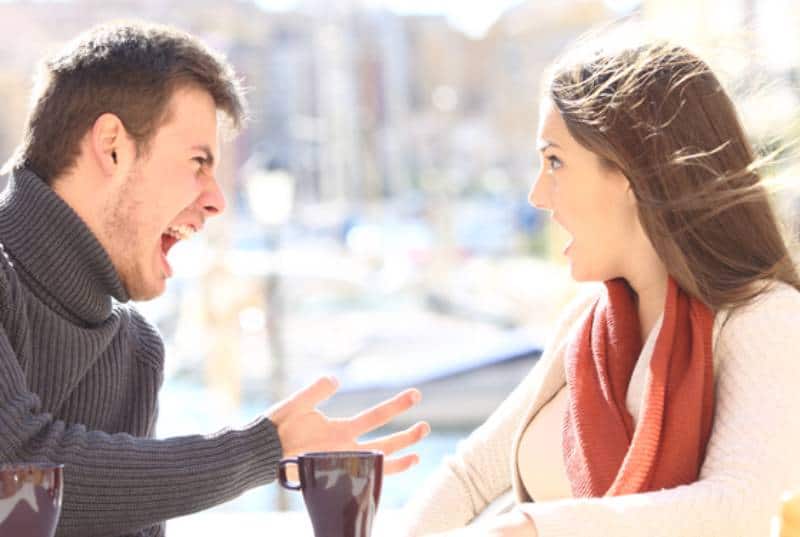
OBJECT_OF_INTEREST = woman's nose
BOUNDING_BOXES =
[528,169,551,210]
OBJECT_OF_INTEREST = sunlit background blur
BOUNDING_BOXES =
[1,0,798,521]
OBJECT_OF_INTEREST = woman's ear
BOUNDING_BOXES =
[605,164,636,207]
[625,179,638,207]
[610,167,637,208]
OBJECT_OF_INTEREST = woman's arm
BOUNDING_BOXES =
[402,355,549,535]
[403,288,599,536]
[426,510,539,537]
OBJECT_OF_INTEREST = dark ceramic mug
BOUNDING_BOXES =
[279,451,383,537]
[0,463,64,537]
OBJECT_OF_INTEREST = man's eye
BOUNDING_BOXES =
[547,155,563,171]
[192,157,206,169]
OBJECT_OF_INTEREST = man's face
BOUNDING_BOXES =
[100,86,225,300]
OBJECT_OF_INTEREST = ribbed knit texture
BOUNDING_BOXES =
[403,282,800,537]
[0,169,283,537]
[562,277,715,497]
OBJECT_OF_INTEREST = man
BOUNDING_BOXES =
[0,22,428,537]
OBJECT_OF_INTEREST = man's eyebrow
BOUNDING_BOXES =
[192,145,215,166]
[537,140,561,152]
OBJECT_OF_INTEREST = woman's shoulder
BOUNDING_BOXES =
[715,279,800,354]
[724,280,800,320]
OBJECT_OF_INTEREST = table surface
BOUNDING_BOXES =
[166,508,405,537]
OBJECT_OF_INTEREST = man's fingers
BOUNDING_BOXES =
[270,376,339,422]
[360,421,430,455]
[348,388,422,435]
[383,453,420,475]
[292,375,340,409]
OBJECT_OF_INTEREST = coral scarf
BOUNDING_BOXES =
[562,277,715,497]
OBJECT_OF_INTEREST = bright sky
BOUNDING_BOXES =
[0,0,640,38]
[368,0,528,37]
[256,0,528,38]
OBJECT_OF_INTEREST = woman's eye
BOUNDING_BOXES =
[546,155,563,171]
[192,157,206,170]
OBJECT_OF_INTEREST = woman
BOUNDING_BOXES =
[403,36,800,537]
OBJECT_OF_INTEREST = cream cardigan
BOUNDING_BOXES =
[403,281,800,537]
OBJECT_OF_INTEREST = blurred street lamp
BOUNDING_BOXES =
[243,157,295,511]
[245,166,296,230]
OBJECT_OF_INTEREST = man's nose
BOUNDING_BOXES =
[200,175,226,217]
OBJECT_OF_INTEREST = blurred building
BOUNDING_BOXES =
[0,0,797,222]
[484,0,614,188]
[357,10,414,198]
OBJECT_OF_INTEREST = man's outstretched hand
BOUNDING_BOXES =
[267,376,430,474]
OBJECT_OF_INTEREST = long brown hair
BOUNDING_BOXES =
[546,38,799,310]
[2,22,247,183]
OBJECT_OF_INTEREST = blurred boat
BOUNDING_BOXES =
[319,329,543,429]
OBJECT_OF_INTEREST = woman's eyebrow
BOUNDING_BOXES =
[537,140,561,152]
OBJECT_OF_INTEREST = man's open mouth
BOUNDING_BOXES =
[160,224,196,256]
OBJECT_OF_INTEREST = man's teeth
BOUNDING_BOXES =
[166,225,195,241]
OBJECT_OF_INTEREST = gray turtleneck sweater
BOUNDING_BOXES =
[0,169,283,537]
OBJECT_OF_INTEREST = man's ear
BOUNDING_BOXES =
[90,113,133,176]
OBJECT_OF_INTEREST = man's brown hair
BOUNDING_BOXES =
[546,38,799,310]
[3,22,247,182]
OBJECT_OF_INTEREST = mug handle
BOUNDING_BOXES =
[279,458,302,490]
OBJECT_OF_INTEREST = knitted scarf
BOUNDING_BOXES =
[563,277,715,496]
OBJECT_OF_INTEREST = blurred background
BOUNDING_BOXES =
[0,0,798,521]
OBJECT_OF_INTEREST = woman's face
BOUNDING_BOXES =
[529,100,642,282]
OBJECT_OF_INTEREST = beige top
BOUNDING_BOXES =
[403,282,800,537]
[517,314,663,501]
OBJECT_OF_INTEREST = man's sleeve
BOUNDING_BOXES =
[0,315,282,537]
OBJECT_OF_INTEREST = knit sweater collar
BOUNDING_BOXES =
[0,168,129,324]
